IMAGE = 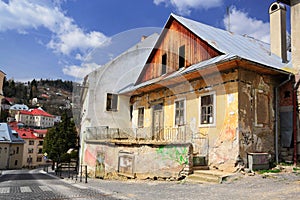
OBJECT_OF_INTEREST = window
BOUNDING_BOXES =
[255,89,269,126]
[106,93,118,111]
[138,107,144,127]
[28,148,34,154]
[162,53,167,75]
[179,45,185,68]
[27,156,32,164]
[130,105,133,121]
[37,157,42,162]
[14,160,18,166]
[38,148,43,154]
[16,147,19,154]
[29,140,34,145]
[38,141,43,146]
[175,99,185,126]
[200,92,216,126]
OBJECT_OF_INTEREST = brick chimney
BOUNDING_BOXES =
[269,2,287,63]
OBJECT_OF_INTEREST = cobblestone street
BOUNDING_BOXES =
[60,169,300,200]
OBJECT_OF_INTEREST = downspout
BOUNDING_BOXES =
[275,74,292,164]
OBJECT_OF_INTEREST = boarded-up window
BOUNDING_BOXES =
[255,90,269,126]
[179,45,185,68]
[175,99,185,126]
[162,53,167,75]
[118,152,134,176]
[106,93,118,111]
[138,107,144,127]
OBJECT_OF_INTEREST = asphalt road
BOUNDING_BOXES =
[1,167,299,200]
[0,169,117,200]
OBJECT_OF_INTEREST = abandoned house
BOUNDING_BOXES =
[79,2,299,179]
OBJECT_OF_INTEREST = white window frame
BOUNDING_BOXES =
[174,98,186,127]
[199,91,216,127]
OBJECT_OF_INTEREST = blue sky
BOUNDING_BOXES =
[0,0,291,82]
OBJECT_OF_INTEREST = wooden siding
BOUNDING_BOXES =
[138,18,221,83]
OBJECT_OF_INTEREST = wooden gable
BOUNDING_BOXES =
[136,15,222,84]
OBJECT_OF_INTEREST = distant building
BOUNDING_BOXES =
[15,107,55,128]
[10,122,47,168]
[9,104,29,117]
[0,123,25,169]
[0,70,6,116]
[1,97,13,110]
[53,115,62,123]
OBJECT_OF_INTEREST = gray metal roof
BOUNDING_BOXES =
[171,13,292,71]
[120,13,293,94]
[0,123,24,144]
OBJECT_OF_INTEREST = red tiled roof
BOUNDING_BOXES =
[16,128,37,139]
[19,108,54,118]
[9,122,48,139]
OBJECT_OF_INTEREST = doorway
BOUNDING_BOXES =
[152,103,164,140]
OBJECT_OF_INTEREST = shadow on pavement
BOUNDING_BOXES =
[0,173,56,182]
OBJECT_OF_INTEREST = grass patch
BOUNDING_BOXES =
[293,167,300,172]
[279,162,293,166]
[256,169,281,174]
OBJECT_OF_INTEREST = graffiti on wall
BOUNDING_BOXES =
[95,152,105,178]
[156,146,188,165]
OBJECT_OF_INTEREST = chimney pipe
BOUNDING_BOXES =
[269,2,287,63]
[291,0,300,72]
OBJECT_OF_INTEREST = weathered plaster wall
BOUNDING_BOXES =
[239,69,276,165]
[133,69,240,172]
[83,142,191,179]
[208,84,239,171]
[0,143,9,169]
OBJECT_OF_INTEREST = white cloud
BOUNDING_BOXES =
[62,63,101,80]
[0,0,108,55]
[153,0,223,15]
[223,7,270,43]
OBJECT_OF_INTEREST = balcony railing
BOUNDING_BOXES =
[85,125,193,143]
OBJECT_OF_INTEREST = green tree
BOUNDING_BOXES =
[43,111,78,169]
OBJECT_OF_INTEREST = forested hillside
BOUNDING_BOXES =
[2,78,74,116]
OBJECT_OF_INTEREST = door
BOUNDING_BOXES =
[152,104,164,140]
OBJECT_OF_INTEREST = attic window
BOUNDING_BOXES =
[179,45,185,69]
[106,93,118,111]
[162,53,167,75]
